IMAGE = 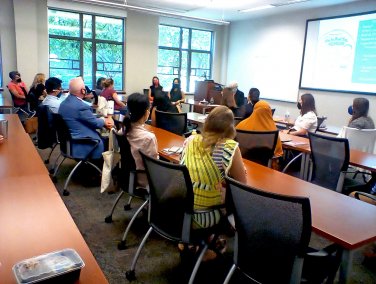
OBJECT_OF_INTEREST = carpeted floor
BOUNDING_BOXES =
[37,146,376,284]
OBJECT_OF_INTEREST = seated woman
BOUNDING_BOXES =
[100,78,127,115]
[153,90,180,113]
[123,93,158,187]
[348,98,374,129]
[28,73,47,112]
[168,78,185,106]
[181,106,246,229]
[221,87,237,115]
[236,100,283,158]
[288,93,317,136]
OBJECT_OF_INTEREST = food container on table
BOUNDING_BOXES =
[12,248,85,284]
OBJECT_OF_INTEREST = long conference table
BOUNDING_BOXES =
[0,114,108,283]
[145,124,376,284]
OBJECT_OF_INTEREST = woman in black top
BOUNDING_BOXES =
[28,73,46,111]
[168,78,185,106]
[148,76,163,103]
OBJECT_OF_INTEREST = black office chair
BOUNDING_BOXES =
[224,176,312,284]
[51,113,102,196]
[104,131,149,250]
[308,132,363,193]
[155,109,189,136]
[37,104,58,164]
[271,108,276,116]
[126,152,222,283]
[233,117,243,126]
[315,116,327,133]
[235,129,279,167]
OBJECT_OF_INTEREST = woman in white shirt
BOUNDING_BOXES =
[289,93,318,136]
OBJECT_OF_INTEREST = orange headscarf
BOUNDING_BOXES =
[236,100,283,157]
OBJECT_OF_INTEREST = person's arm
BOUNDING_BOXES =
[228,147,247,184]
[112,92,126,108]
[8,85,25,99]
[148,88,152,101]
[180,91,186,104]
[289,128,308,136]
[78,105,106,130]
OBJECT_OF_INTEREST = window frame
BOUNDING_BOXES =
[158,24,213,92]
[48,8,125,90]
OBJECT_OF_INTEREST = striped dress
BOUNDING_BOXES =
[181,134,238,228]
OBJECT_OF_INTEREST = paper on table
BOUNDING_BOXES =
[283,141,308,147]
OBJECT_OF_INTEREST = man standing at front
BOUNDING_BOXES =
[58,77,113,159]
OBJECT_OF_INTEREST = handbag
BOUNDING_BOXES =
[24,117,38,134]
[101,129,120,193]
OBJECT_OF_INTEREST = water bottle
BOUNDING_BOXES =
[284,111,290,122]
[210,97,214,104]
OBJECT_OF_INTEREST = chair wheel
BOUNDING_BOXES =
[125,270,136,281]
[63,190,70,196]
[50,176,57,183]
[44,159,49,164]
[124,204,131,211]
[104,215,112,223]
[118,240,127,250]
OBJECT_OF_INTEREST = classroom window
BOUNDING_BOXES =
[48,9,124,90]
[158,25,213,92]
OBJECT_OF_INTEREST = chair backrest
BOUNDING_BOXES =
[225,176,311,284]
[143,88,149,96]
[235,129,279,166]
[114,132,137,190]
[308,132,349,191]
[341,126,376,154]
[315,116,327,132]
[155,109,188,135]
[52,113,72,156]
[37,104,57,149]
[271,108,276,116]
[140,151,194,243]
[233,117,243,126]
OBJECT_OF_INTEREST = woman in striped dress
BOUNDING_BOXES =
[181,106,247,229]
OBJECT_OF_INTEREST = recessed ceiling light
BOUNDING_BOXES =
[240,5,274,13]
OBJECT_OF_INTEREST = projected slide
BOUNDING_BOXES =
[300,11,376,94]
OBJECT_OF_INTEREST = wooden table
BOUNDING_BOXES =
[0,114,108,283]
[182,99,219,114]
[0,93,13,114]
[145,124,376,283]
[279,131,376,180]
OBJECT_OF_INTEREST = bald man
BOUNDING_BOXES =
[58,77,113,159]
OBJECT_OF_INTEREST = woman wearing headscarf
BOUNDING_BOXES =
[236,100,283,157]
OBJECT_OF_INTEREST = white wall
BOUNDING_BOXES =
[0,0,17,97]
[125,11,159,94]
[0,0,226,96]
[227,0,376,127]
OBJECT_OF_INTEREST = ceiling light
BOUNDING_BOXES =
[240,5,274,13]
[71,0,230,25]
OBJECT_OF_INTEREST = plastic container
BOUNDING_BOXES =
[12,249,85,284]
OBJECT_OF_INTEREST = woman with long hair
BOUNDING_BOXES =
[148,76,163,103]
[168,77,185,106]
[221,87,237,114]
[123,93,158,187]
[100,78,127,114]
[348,98,374,129]
[289,93,317,136]
[28,73,47,111]
[181,106,246,229]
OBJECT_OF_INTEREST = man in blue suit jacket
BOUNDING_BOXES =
[58,77,113,159]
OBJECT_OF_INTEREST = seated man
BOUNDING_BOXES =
[58,77,113,159]
[7,71,35,118]
[42,77,64,114]
[243,87,260,119]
